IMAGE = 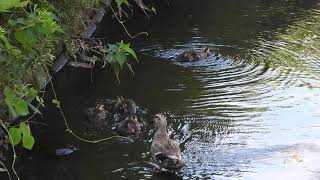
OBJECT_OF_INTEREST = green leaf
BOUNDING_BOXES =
[13,18,28,25]
[126,63,135,75]
[52,99,60,108]
[0,0,20,12]
[106,44,118,52]
[4,98,17,117]
[19,122,31,136]
[28,103,42,114]
[4,86,30,117]
[110,62,120,83]
[8,127,21,146]
[115,52,127,68]
[14,98,29,116]
[119,42,138,62]
[22,86,38,98]
[4,86,15,101]
[126,48,138,62]
[106,53,116,63]
[115,0,129,7]
[17,1,29,7]
[22,134,34,150]
[15,29,38,49]
[4,86,18,117]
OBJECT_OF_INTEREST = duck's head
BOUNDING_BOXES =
[126,115,141,133]
[126,114,138,122]
[86,104,107,122]
[203,47,211,55]
[153,113,167,128]
[115,97,137,115]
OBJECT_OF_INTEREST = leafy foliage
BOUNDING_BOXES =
[8,122,35,150]
[3,84,42,117]
[8,127,21,145]
[0,7,62,91]
[0,0,144,160]
[4,86,29,118]
[0,0,29,12]
[103,41,138,82]
[115,0,129,7]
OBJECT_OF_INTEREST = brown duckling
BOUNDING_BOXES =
[86,104,108,126]
[151,113,185,172]
[181,47,211,61]
[114,97,137,116]
[117,115,141,135]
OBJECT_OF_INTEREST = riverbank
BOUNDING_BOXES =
[0,0,164,174]
[0,0,110,161]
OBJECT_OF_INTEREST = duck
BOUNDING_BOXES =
[150,113,185,172]
[86,104,108,126]
[116,114,141,135]
[180,47,211,61]
[114,97,137,116]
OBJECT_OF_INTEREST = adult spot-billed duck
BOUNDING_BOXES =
[150,113,185,172]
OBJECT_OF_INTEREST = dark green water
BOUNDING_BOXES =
[5,0,320,179]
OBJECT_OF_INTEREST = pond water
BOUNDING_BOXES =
[6,0,320,179]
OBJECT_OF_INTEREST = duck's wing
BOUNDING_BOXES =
[152,140,185,170]
[151,139,182,164]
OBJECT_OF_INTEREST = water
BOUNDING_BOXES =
[4,0,320,179]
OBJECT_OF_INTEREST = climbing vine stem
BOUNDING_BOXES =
[103,0,148,38]
[0,119,20,180]
[48,79,133,143]
[0,160,12,180]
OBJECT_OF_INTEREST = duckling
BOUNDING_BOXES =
[86,104,108,126]
[180,47,211,61]
[117,115,141,135]
[114,97,137,116]
[151,113,185,172]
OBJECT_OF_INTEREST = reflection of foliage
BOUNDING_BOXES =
[249,8,320,81]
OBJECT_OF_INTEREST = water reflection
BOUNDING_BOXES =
[15,0,320,179]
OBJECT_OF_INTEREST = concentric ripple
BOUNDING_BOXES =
[129,2,320,179]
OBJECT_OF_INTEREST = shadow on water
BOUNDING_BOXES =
[3,0,320,179]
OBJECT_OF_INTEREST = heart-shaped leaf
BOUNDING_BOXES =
[8,127,21,146]
[14,98,29,116]
[22,134,34,150]
[115,52,127,68]
[19,122,31,136]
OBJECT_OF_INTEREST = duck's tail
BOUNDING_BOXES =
[156,154,185,171]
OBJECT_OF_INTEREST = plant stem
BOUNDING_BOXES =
[49,80,133,143]
[0,119,20,180]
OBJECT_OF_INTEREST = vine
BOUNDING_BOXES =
[49,79,133,143]
[0,0,155,178]
[0,159,11,180]
[0,118,20,180]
